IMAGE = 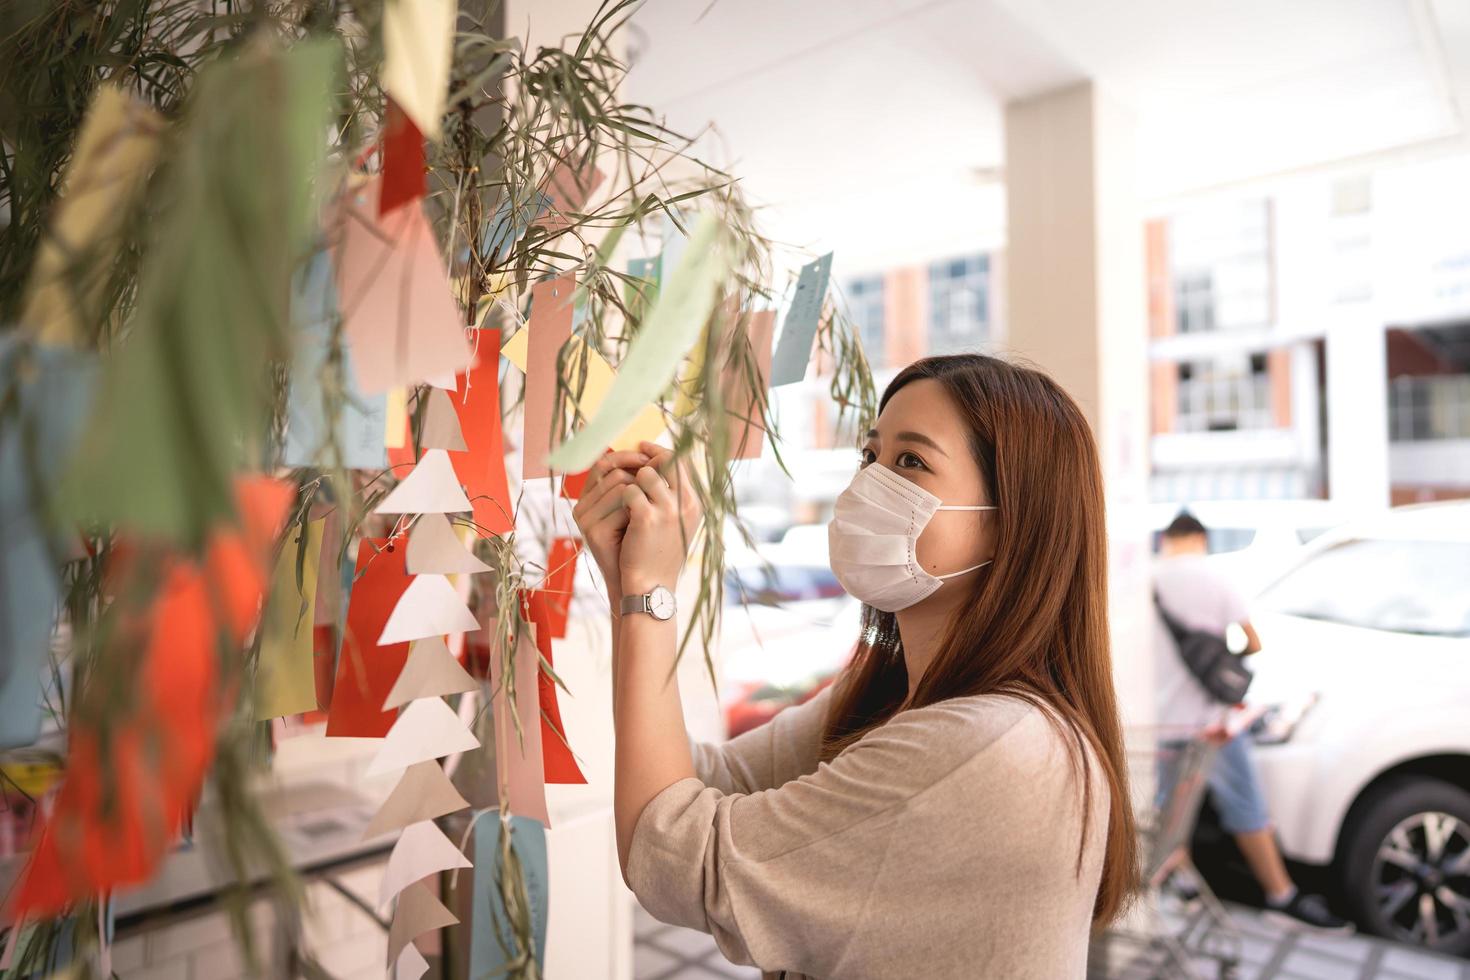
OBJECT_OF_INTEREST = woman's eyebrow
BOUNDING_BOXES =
[893,430,949,457]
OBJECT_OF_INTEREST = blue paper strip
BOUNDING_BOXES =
[282,250,389,470]
[770,252,833,387]
[0,336,97,749]
[470,809,549,977]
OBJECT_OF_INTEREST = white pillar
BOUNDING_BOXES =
[1004,82,1153,728]
[1325,313,1391,511]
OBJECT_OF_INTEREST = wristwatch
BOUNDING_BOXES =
[621,585,676,621]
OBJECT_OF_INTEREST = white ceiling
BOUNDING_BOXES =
[625,0,1468,275]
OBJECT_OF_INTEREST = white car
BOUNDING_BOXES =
[1243,501,1470,953]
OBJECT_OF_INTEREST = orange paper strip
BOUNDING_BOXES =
[325,538,413,738]
[449,337,514,536]
[520,590,585,785]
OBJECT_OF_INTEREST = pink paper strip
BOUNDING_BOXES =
[520,275,575,479]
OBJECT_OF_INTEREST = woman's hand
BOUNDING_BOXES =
[619,442,701,595]
[570,449,651,601]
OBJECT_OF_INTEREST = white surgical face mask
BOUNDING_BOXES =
[827,463,996,613]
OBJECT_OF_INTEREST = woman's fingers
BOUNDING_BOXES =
[579,468,637,524]
[583,450,650,499]
[635,465,675,511]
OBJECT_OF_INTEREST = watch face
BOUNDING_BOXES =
[648,585,676,621]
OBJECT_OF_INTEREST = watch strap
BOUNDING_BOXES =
[620,594,649,616]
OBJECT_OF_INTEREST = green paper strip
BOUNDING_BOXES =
[546,214,728,472]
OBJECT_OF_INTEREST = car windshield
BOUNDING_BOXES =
[724,564,845,605]
[1258,538,1470,637]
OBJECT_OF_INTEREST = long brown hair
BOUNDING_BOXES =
[819,353,1138,926]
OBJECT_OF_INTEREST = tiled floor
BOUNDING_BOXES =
[634,903,760,979]
[636,900,1470,980]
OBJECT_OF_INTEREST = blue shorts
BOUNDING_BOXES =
[1158,731,1271,836]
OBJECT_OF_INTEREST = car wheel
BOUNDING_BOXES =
[1339,775,1470,956]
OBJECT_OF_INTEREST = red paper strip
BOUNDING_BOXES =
[543,538,581,640]
[559,468,590,500]
[324,538,413,737]
[11,477,290,919]
[449,336,515,536]
[520,276,575,479]
[519,590,585,784]
[379,101,426,216]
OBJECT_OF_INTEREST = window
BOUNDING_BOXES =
[845,275,886,367]
[1169,199,1273,334]
[724,564,845,606]
[1175,355,1273,432]
[927,254,989,354]
[1258,538,1470,637]
[1389,375,1470,441]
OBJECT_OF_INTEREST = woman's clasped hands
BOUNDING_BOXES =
[570,440,701,601]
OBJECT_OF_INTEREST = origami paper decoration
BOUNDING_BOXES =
[363,760,470,841]
[332,177,473,394]
[387,881,458,967]
[0,338,97,749]
[325,538,413,738]
[419,387,467,452]
[520,591,585,785]
[383,636,478,709]
[367,696,480,777]
[547,214,728,472]
[406,513,490,575]
[447,334,514,536]
[11,477,290,918]
[541,538,581,640]
[488,627,550,826]
[380,0,455,141]
[282,251,389,470]
[21,86,162,347]
[770,252,833,386]
[376,449,471,514]
[379,100,426,215]
[254,517,325,719]
[470,810,549,978]
[378,820,472,911]
[519,275,576,479]
[378,574,479,645]
[396,942,429,980]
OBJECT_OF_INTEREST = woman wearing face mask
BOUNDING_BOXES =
[572,353,1137,979]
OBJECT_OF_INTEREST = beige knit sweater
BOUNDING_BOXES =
[625,685,1109,980]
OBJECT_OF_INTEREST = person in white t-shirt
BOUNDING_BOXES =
[1154,511,1349,934]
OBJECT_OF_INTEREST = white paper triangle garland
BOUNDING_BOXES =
[396,942,430,980]
[363,760,471,841]
[387,881,458,966]
[378,820,473,911]
[376,449,471,514]
[384,637,479,710]
[419,387,468,451]
[367,697,481,777]
[378,574,480,645]
[406,512,491,575]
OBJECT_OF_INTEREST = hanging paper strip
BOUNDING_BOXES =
[520,275,576,479]
[325,538,412,738]
[726,309,777,459]
[542,538,581,640]
[520,591,586,785]
[769,251,834,387]
[331,176,473,395]
[254,518,325,719]
[379,100,426,216]
[488,626,550,825]
[448,333,514,536]
[470,810,549,978]
[12,477,290,919]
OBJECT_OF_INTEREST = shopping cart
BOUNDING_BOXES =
[1091,733,1244,980]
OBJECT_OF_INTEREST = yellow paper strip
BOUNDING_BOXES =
[255,518,325,719]
[22,87,163,346]
[384,386,409,449]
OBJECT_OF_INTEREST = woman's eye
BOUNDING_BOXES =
[896,451,926,470]
[858,447,877,466]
